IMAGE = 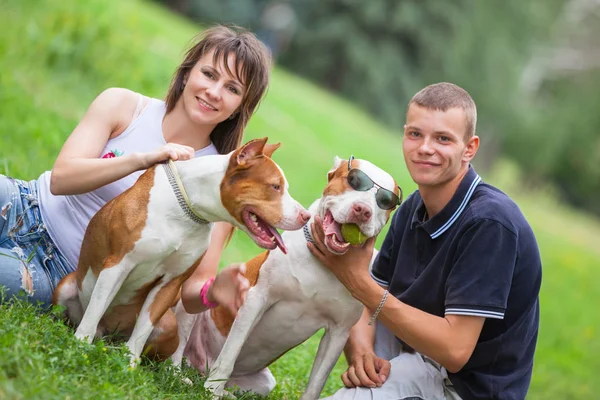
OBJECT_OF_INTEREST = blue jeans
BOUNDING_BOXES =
[0,175,73,308]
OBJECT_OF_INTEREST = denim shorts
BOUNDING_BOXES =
[0,175,74,308]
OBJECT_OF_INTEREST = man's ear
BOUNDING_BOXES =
[463,135,480,162]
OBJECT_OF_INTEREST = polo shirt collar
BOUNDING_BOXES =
[411,165,482,239]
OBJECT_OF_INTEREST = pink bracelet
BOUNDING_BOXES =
[200,277,219,309]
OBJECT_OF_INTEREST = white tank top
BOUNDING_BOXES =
[37,96,219,270]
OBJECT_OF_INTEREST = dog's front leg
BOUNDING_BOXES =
[205,287,270,397]
[75,261,133,343]
[126,274,184,368]
[301,326,351,400]
[170,299,198,368]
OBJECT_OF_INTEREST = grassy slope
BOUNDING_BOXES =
[1,0,599,398]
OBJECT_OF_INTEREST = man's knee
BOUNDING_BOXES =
[390,352,431,380]
[381,352,446,399]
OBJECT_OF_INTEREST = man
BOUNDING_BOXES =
[309,82,542,400]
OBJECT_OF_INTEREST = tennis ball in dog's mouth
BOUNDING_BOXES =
[341,223,368,245]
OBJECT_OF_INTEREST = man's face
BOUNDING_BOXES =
[402,104,478,189]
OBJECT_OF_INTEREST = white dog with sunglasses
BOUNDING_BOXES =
[190,156,402,399]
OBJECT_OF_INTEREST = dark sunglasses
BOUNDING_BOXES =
[347,155,402,210]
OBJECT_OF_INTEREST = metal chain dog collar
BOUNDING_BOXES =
[163,160,209,225]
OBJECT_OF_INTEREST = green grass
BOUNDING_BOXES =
[1,0,599,399]
[0,293,271,400]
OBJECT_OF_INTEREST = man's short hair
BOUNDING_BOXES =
[407,82,477,140]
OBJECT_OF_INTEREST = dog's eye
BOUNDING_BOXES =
[271,184,281,191]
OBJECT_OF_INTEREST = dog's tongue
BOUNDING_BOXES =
[268,225,287,254]
[325,221,344,242]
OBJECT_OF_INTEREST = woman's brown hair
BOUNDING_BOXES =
[165,25,271,154]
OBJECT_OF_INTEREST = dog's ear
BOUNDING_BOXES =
[327,156,345,182]
[237,137,268,165]
[263,142,281,158]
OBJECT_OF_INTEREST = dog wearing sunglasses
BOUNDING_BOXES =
[180,156,401,399]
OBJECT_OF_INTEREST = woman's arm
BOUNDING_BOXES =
[50,88,195,195]
[181,222,249,315]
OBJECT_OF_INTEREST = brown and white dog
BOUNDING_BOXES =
[52,138,310,367]
[177,156,400,399]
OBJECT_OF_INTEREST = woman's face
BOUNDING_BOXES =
[182,49,246,127]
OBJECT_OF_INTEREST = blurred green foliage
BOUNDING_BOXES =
[170,0,600,217]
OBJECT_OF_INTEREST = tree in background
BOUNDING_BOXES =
[513,0,600,214]
[160,0,600,216]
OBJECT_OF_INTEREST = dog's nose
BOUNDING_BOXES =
[300,210,311,224]
[351,202,372,223]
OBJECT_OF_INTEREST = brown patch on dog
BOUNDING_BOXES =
[100,277,162,334]
[76,166,157,283]
[210,305,235,338]
[97,255,202,335]
[323,158,356,198]
[211,250,270,337]
[52,271,77,307]
[148,254,204,324]
[244,250,270,287]
[143,308,180,360]
[219,138,285,229]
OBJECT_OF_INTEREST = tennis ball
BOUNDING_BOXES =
[341,223,368,245]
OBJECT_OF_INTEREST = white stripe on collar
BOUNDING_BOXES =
[430,175,481,239]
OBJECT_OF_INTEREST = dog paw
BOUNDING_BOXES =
[204,379,226,397]
[170,354,183,367]
[74,330,94,344]
[128,355,140,369]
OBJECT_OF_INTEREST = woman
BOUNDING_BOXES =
[0,25,271,315]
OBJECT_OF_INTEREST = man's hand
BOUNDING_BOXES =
[342,351,390,388]
[307,215,376,294]
[208,263,250,316]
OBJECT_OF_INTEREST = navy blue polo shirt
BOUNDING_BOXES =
[371,166,542,400]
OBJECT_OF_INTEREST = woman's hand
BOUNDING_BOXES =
[138,143,195,169]
[207,263,250,316]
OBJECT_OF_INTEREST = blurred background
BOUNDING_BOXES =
[162,0,600,217]
[1,0,599,399]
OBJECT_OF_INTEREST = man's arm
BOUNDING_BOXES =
[342,307,391,388]
[350,278,484,373]
[308,215,484,373]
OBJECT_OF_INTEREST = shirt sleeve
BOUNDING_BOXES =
[370,205,404,288]
[445,219,517,320]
